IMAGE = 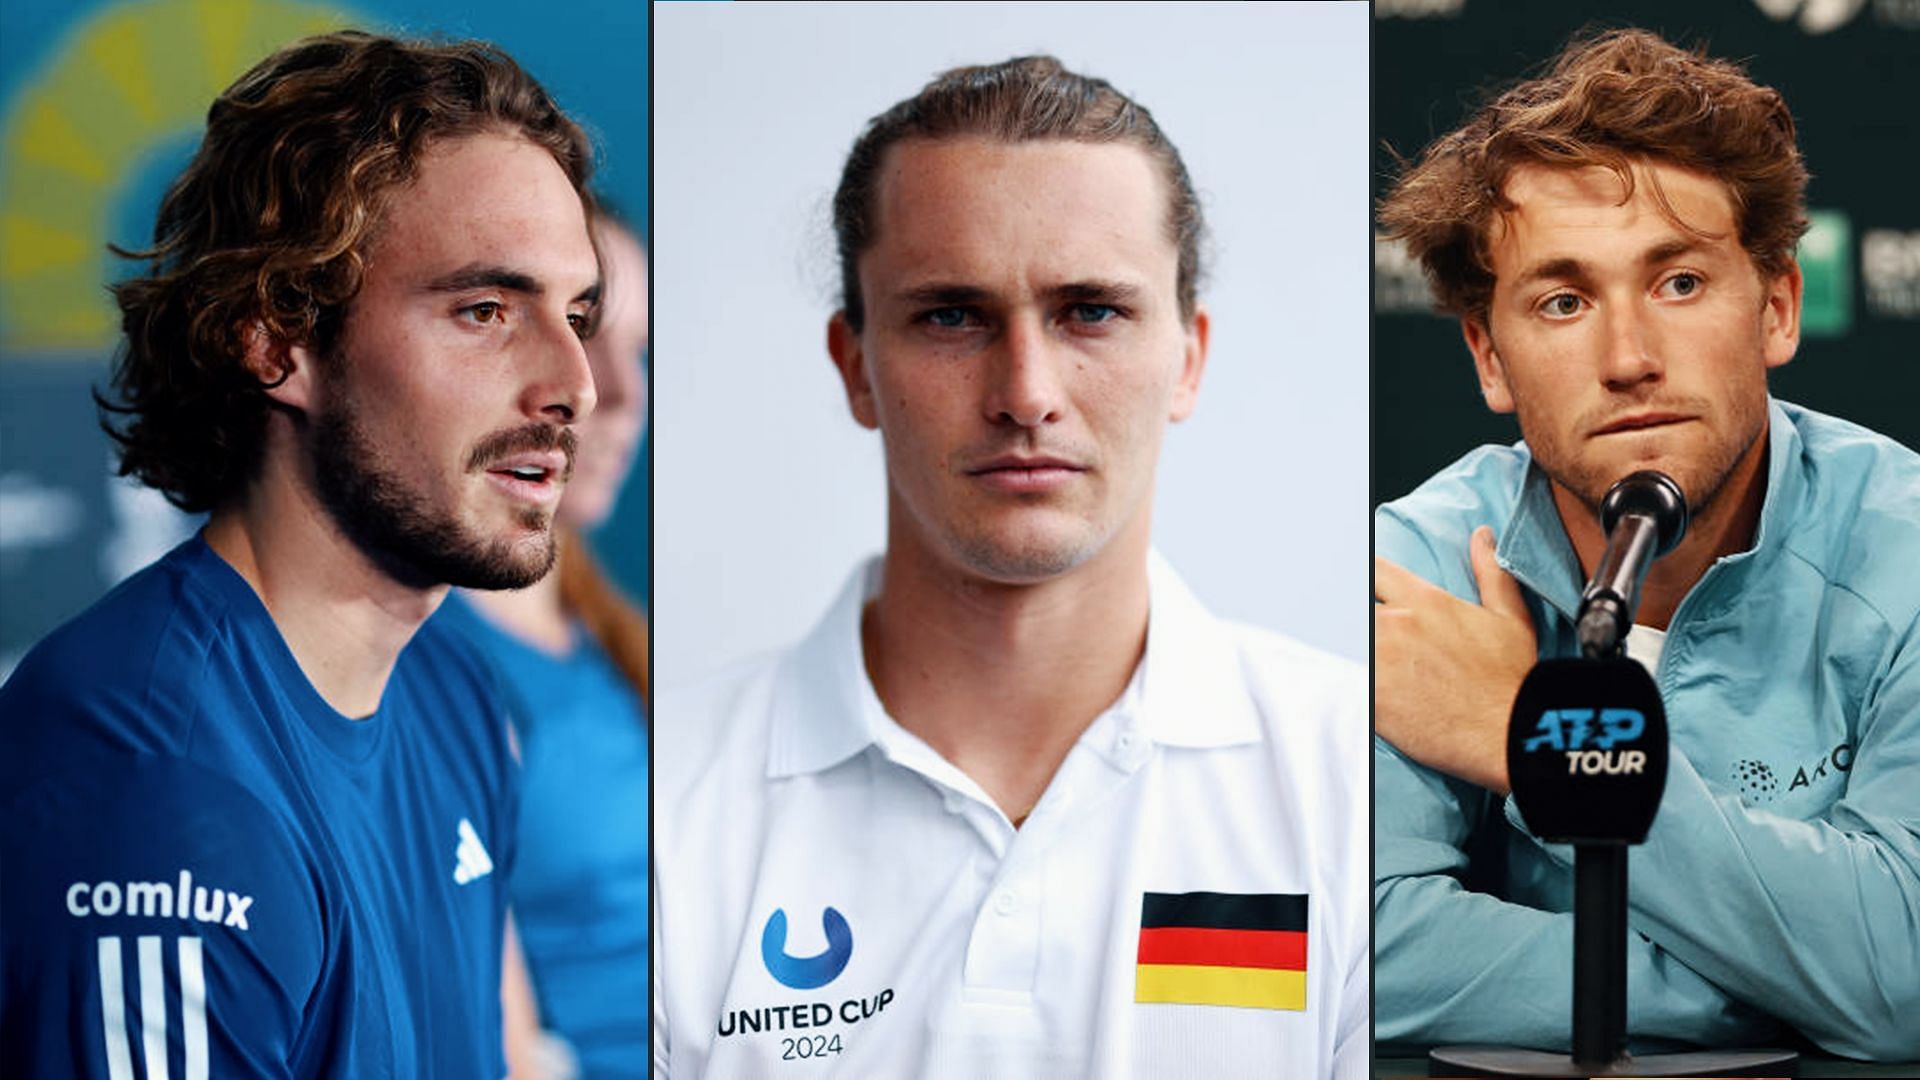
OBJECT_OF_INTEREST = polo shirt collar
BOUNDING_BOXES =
[765,558,883,778]
[764,551,1260,779]
[1136,550,1265,749]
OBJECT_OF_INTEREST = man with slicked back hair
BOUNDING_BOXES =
[655,55,1368,1079]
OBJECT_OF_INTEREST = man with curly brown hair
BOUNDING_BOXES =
[1373,28,1920,1060]
[0,31,600,1076]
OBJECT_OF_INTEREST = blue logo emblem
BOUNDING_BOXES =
[1522,707,1646,752]
[761,906,854,990]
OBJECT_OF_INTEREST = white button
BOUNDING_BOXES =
[1116,731,1137,752]
[943,794,963,813]
[993,889,1019,916]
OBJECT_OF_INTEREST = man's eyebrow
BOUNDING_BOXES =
[1641,238,1708,267]
[423,263,602,305]
[1050,280,1143,305]
[890,280,1146,306]
[894,283,992,307]
[424,264,544,295]
[1512,257,1590,290]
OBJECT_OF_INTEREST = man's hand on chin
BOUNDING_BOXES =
[1374,525,1538,796]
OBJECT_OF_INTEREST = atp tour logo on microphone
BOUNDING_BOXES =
[1522,707,1649,776]
[1507,656,1669,844]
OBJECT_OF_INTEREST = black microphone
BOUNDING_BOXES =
[1508,656,1668,845]
[1574,471,1688,659]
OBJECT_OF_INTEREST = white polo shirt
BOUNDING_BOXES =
[654,554,1368,1079]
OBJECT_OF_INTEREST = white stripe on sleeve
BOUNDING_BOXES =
[179,937,209,1080]
[138,935,170,1080]
[96,936,135,1080]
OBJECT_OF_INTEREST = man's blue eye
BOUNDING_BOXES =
[924,308,969,328]
[1069,304,1119,323]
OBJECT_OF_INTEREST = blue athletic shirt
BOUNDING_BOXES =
[436,593,649,1078]
[0,535,519,1078]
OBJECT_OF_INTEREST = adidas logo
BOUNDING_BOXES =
[453,818,494,885]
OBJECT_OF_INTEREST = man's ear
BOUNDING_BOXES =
[1168,305,1210,423]
[1762,260,1803,371]
[1461,316,1515,414]
[826,311,879,431]
[245,323,318,413]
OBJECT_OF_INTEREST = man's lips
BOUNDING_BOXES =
[482,450,570,502]
[968,454,1084,473]
[1592,412,1695,437]
[965,455,1086,494]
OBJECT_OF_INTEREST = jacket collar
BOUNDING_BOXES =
[1496,398,1809,625]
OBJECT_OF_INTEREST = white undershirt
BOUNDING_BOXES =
[1624,623,1667,677]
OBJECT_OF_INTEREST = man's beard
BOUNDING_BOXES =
[1519,390,1767,527]
[308,405,571,591]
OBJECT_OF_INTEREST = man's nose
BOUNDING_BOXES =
[982,316,1066,427]
[1598,301,1666,389]
[522,313,598,424]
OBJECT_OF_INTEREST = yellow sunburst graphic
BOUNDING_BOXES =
[0,0,354,356]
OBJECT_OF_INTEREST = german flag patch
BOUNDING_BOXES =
[1134,891,1308,1011]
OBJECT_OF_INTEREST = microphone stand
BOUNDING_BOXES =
[1428,473,1798,1077]
[1569,631,1630,1072]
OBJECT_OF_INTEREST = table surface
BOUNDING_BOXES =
[1376,1053,1920,1077]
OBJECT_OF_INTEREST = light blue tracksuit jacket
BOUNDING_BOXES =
[1374,399,1920,1061]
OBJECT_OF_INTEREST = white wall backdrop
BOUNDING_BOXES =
[654,1,1370,686]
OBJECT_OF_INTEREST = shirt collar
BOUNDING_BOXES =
[764,551,1260,779]
[1136,549,1265,750]
[765,558,884,778]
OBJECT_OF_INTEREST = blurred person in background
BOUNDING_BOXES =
[438,207,650,1080]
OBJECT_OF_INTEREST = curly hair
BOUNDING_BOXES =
[1377,28,1809,322]
[101,30,595,512]
[831,55,1205,332]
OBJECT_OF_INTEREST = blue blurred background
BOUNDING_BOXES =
[0,0,649,680]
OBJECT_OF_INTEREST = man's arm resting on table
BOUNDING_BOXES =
[1374,737,1781,1049]
[1508,631,1920,1061]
